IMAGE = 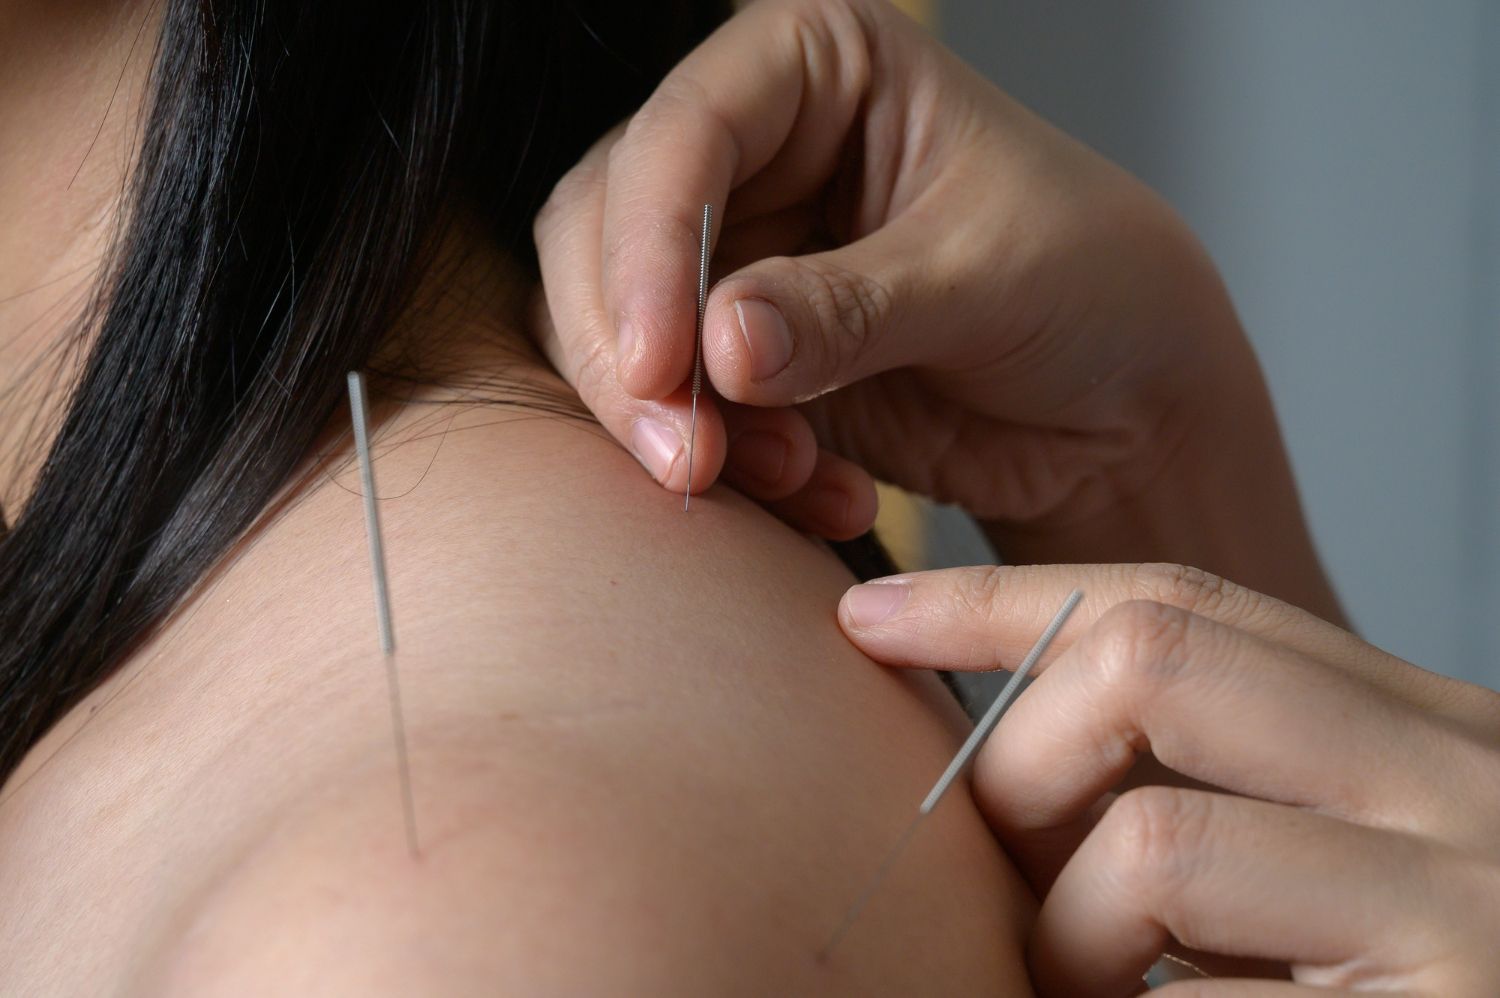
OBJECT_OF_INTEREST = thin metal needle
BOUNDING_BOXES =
[684,202,713,511]
[818,588,1085,961]
[921,588,1084,814]
[347,371,420,859]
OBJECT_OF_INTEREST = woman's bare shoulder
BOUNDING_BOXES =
[7,381,1034,993]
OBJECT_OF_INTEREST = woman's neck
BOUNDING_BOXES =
[0,0,157,517]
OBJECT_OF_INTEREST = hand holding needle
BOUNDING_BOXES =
[818,588,1084,960]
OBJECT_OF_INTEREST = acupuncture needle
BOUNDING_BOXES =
[818,588,1085,961]
[684,202,713,511]
[346,371,420,859]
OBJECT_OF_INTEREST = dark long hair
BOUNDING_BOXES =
[0,1,731,785]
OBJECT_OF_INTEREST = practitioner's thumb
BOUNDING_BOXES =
[702,221,963,407]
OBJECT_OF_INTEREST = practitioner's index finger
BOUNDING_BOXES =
[839,563,1351,677]
[601,0,876,400]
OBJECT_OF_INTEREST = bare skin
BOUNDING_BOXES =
[0,250,1037,993]
[528,1,1500,990]
[531,0,1344,624]
[0,0,153,515]
[0,2,1034,991]
[841,564,1500,993]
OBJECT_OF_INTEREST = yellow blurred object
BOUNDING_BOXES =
[890,0,936,27]
[873,483,927,572]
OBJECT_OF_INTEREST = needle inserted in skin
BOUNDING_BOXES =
[817,588,1085,961]
[684,202,713,511]
[347,371,420,859]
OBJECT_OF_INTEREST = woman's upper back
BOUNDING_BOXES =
[0,316,1035,994]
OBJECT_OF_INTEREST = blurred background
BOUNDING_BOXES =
[880,1,1499,688]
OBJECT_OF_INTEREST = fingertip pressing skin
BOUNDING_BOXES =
[838,578,939,671]
[837,566,1086,671]
[626,388,726,496]
[841,579,912,630]
[531,130,722,501]
[837,571,954,666]
[628,415,685,487]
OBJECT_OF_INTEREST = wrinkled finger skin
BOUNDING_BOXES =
[531,128,726,499]
[840,563,1500,995]
[533,0,1281,559]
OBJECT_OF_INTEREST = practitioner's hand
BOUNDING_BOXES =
[838,562,1500,996]
[531,0,1306,575]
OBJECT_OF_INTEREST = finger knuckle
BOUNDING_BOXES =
[1102,786,1208,899]
[1088,599,1194,694]
[791,256,893,383]
[1131,562,1234,619]
[947,566,1006,618]
[535,163,602,243]
[569,330,616,402]
[781,0,875,94]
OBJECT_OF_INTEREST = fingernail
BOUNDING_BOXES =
[617,316,639,371]
[734,298,793,381]
[728,431,788,485]
[630,418,681,483]
[844,582,910,626]
[804,486,850,535]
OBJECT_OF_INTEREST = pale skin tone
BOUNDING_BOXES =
[533,0,1500,992]
[838,564,1500,994]
[0,0,151,513]
[8,0,1500,993]
[0,2,1035,994]
[534,0,1341,622]
[0,333,1038,993]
